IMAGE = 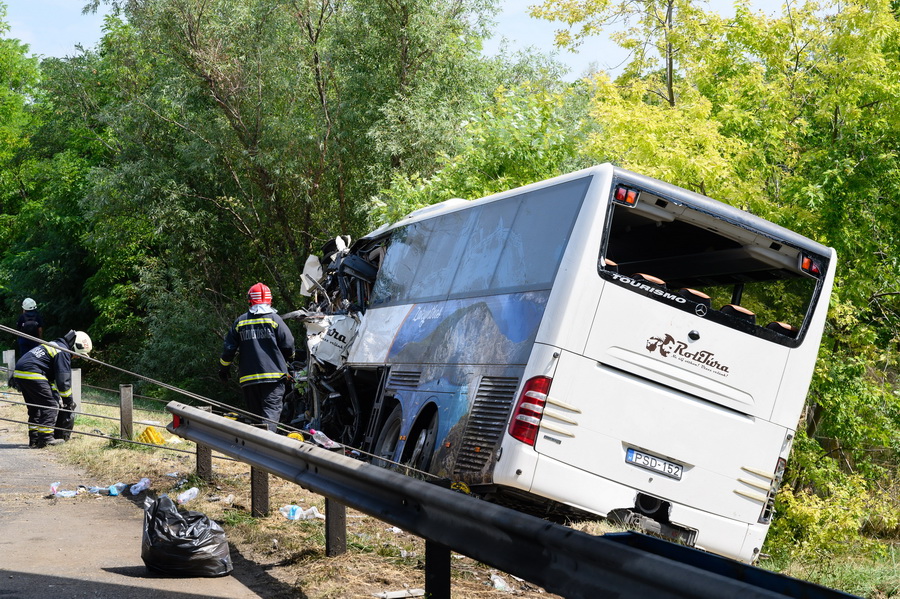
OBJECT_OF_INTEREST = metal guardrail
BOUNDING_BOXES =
[165,401,858,599]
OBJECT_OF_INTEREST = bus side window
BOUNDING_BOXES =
[632,273,666,288]
[766,321,799,338]
[721,304,756,325]
[677,288,711,309]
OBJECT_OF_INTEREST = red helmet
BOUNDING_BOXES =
[247,282,272,305]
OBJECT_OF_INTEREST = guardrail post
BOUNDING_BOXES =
[3,349,14,379]
[196,406,213,482]
[324,498,346,557]
[71,368,81,414]
[119,384,133,440]
[250,467,269,517]
[425,540,451,599]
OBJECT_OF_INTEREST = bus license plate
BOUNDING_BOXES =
[626,448,683,480]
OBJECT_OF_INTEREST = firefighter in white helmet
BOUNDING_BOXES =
[13,330,92,448]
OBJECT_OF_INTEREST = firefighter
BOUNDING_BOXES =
[13,330,92,448]
[219,283,294,432]
[16,297,44,360]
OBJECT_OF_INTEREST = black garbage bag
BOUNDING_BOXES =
[141,495,233,577]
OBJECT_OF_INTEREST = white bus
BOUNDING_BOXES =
[299,163,836,563]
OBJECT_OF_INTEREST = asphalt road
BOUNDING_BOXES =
[0,396,293,599]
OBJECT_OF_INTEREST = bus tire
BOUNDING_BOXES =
[405,410,438,473]
[372,405,403,468]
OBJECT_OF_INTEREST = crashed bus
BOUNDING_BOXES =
[291,164,836,563]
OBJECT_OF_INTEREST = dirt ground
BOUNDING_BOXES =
[0,395,560,599]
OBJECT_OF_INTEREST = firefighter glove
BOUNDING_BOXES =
[218,366,230,381]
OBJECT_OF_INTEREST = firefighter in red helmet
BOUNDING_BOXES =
[219,283,295,432]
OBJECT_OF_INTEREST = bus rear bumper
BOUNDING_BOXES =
[494,450,765,563]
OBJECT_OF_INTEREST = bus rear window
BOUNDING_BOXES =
[599,187,826,346]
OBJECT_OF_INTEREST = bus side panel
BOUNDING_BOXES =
[346,304,413,366]
[387,292,548,366]
[371,292,548,481]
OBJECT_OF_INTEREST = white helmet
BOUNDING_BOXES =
[22,298,37,311]
[72,331,93,356]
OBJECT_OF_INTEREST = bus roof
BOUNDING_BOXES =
[363,164,833,258]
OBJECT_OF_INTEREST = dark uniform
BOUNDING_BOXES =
[14,336,75,448]
[16,308,44,359]
[220,304,294,432]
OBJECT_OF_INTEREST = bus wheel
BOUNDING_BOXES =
[405,411,438,473]
[372,405,402,468]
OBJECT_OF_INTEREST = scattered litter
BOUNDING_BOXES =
[49,482,60,495]
[207,494,236,505]
[55,490,77,498]
[176,487,199,504]
[386,526,403,534]
[279,505,325,520]
[165,472,180,478]
[307,429,341,450]
[372,590,425,599]
[167,436,183,444]
[287,432,305,442]
[490,573,510,592]
[86,486,104,494]
[131,477,151,495]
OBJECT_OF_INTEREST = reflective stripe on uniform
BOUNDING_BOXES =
[235,318,278,329]
[14,370,47,381]
[28,425,55,434]
[239,372,285,385]
[220,358,231,367]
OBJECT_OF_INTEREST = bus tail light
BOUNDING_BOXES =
[509,376,551,446]
[800,255,821,276]
[613,185,640,206]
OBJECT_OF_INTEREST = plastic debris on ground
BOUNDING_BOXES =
[279,505,326,520]
[131,477,151,495]
[490,573,511,592]
[372,590,425,599]
[108,482,127,496]
[386,526,403,534]
[307,428,341,450]
[176,487,199,504]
